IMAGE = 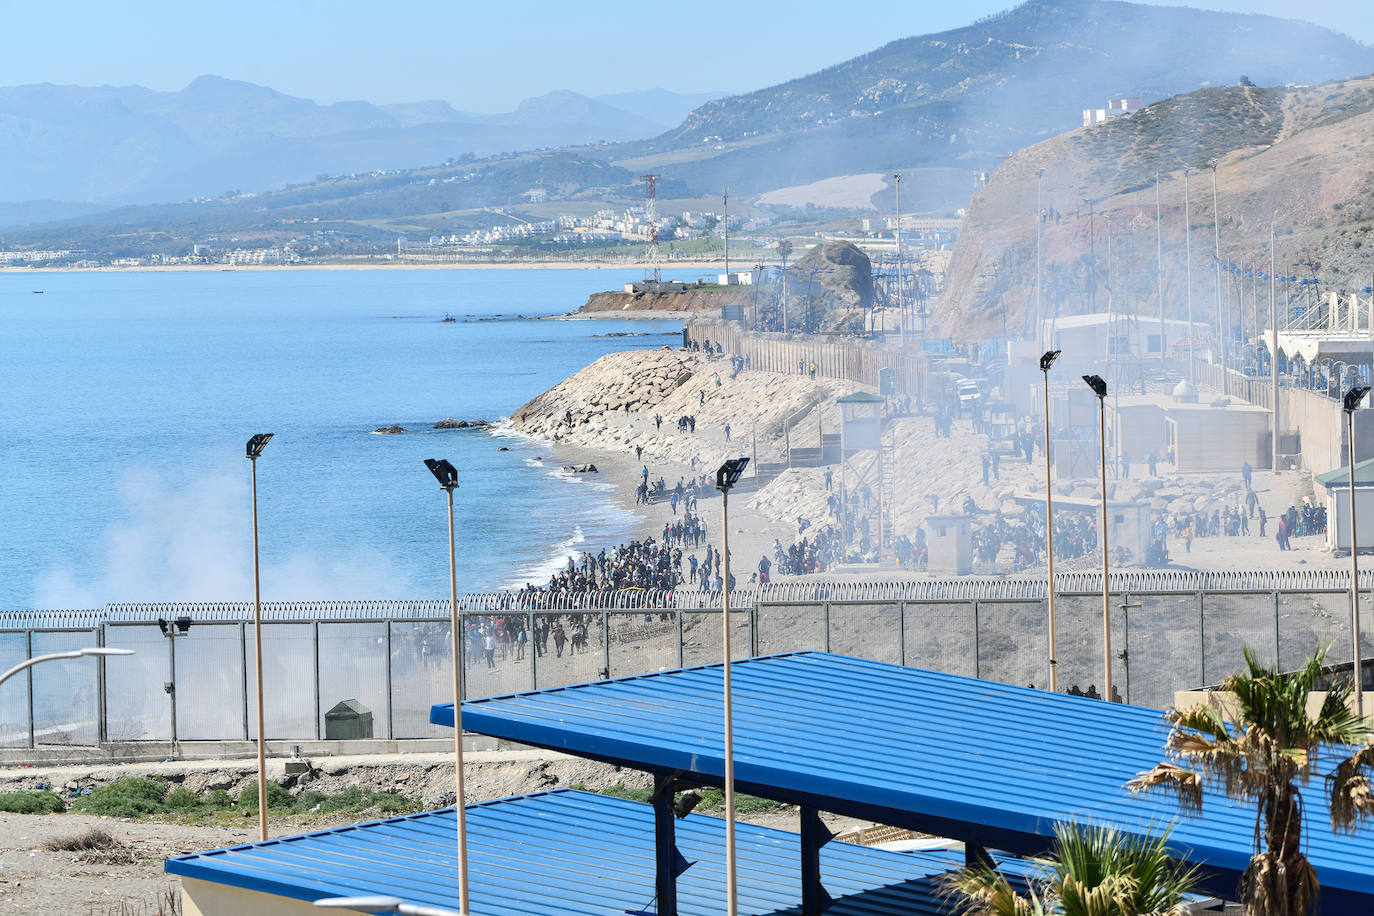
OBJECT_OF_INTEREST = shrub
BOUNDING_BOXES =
[0,790,65,814]
[164,786,200,811]
[72,778,168,818]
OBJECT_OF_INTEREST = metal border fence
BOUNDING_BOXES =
[1,573,1369,750]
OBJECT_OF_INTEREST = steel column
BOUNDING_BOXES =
[652,774,688,916]
[800,805,834,916]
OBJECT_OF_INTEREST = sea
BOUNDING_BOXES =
[2,267,681,610]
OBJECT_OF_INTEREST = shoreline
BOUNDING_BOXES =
[6,259,734,275]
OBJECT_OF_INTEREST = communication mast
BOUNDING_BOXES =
[641,174,660,283]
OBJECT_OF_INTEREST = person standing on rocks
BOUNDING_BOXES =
[724,423,731,442]
[655,414,662,430]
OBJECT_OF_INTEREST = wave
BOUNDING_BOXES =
[503,524,586,590]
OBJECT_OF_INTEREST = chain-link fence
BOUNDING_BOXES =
[2,581,1368,748]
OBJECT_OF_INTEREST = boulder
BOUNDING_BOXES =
[434,418,490,429]
[790,240,873,313]
[373,425,408,434]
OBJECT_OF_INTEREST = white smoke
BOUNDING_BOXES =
[31,463,415,608]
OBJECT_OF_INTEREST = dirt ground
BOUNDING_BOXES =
[0,750,865,914]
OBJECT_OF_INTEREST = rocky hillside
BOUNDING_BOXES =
[939,76,1374,339]
[618,0,1374,194]
[578,287,755,313]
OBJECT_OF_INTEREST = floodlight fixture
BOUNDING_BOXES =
[424,458,459,491]
[246,433,273,460]
[716,457,750,492]
[1344,386,1370,414]
[1082,374,1107,399]
[1040,350,1061,372]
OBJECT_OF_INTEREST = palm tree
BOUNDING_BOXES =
[945,821,1197,916]
[1127,646,1374,915]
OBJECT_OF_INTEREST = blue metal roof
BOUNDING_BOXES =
[433,651,1374,914]
[167,789,999,915]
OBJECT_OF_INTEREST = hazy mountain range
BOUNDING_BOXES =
[0,76,720,216]
[617,0,1374,194]
[6,0,1374,250]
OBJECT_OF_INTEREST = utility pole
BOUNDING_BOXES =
[1085,198,1097,314]
[895,173,905,349]
[1184,165,1195,383]
[1271,218,1280,470]
[1211,159,1227,394]
[722,187,729,280]
[1156,171,1166,365]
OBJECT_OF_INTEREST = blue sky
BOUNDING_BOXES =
[1,0,1370,110]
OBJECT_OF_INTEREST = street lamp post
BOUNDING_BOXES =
[1041,351,1061,691]
[715,456,749,916]
[0,647,134,689]
[1082,375,1113,701]
[894,173,904,348]
[1344,388,1371,719]
[423,458,470,916]
[245,432,273,842]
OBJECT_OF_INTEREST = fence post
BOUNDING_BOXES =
[26,630,34,749]
[385,620,395,740]
[528,611,538,691]
[240,622,251,740]
[824,602,831,652]
[313,620,322,740]
[1197,590,1207,686]
[168,627,178,744]
[676,609,684,669]
[749,606,757,657]
[1273,591,1282,670]
[602,609,611,677]
[973,601,981,679]
[897,600,906,666]
[97,624,108,745]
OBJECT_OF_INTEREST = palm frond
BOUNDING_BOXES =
[1328,744,1374,831]
[942,863,1044,916]
[1127,762,1203,813]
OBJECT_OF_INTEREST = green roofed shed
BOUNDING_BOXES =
[1316,457,1374,489]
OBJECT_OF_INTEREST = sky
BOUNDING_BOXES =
[1,0,1371,111]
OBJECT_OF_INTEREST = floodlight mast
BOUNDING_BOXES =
[424,458,469,916]
[1040,350,1061,691]
[246,432,273,842]
[1082,376,1113,702]
[715,456,749,916]
[1344,388,1371,719]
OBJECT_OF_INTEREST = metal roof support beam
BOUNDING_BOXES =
[653,774,682,916]
[799,806,834,916]
[965,841,993,870]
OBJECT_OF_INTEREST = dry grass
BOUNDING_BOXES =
[41,826,137,865]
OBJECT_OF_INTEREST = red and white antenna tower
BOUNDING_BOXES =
[641,173,660,283]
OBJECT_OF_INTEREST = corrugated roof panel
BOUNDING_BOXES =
[433,652,1374,909]
[166,789,986,916]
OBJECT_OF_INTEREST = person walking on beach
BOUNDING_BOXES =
[1258,505,1268,537]
[1241,460,1253,490]
[635,444,643,460]
[483,631,496,669]
[655,414,662,431]
[1184,524,1193,553]
[724,423,731,442]
[1147,451,1158,476]
[553,623,567,657]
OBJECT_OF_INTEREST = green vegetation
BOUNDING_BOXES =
[945,821,1198,916]
[1130,646,1374,916]
[0,789,66,814]
[4,775,422,822]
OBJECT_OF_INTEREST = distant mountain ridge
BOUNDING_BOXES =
[0,76,708,205]
[618,0,1374,193]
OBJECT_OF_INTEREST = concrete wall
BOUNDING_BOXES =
[1169,407,1271,472]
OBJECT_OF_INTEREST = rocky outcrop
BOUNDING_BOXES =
[372,425,408,434]
[791,240,872,312]
[434,418,491,429]
[579,288,754,313]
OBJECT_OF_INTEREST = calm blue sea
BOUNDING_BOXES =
[1,268,678,610]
